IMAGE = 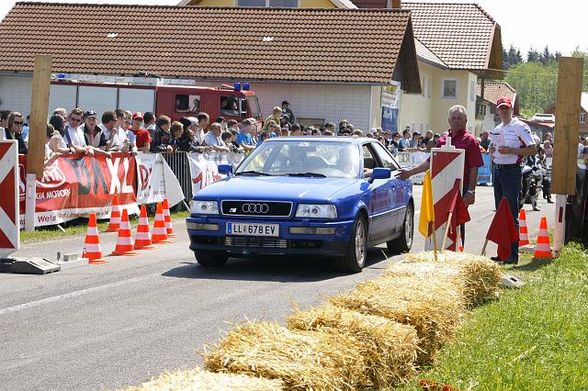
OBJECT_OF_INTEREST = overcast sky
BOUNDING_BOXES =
[0,0,585,56]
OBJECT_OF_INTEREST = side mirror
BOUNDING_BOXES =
[218,164,233,175]
[369,167,391,182]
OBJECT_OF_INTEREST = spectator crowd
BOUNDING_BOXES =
[0,100,557,168]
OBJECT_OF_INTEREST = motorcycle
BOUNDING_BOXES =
[520,156,544,211]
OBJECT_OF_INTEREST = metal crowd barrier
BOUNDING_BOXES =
[161,152,193,202]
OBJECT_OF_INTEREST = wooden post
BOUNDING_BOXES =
[28,55,52,177]
[551,57,583,195]
[25,55,52,231]
[551,57,583,251]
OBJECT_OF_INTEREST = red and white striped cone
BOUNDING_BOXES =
[533,216,553,259]
[110,209,138,256]
[134,205,155,250]
[105,194,121,232]
[162,198,175,238]
[82,213,107,264]
[519,208,530,246]
[151,202,169,244]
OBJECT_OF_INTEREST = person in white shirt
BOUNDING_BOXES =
[488,97,537,264]
[203,122,229,152]
[64,108,93,155]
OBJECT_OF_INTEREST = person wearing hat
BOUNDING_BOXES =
[82,110,107,148]
[488,96,537,264]
[130,112,151,153]
[281,100,296,127]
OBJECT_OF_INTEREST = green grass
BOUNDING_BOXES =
[20,209,190,243]
[396,243,588,390]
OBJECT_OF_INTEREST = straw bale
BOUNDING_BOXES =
[399,251,503,306]
[287,303,418,388]
[124,367,282,391]
[329,274,464,366]
[204,321,369,390]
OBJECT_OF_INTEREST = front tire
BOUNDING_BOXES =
[334,215,368,273]
[387,203,414,254]
[194,250,228,266]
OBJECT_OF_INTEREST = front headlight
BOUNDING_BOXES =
[295,204,337,219]
[191,200,219,215]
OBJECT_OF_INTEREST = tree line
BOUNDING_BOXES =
[501,45,587,117]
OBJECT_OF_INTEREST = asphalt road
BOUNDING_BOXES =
[0,186,555,391]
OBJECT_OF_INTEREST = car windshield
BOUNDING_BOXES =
[235,140,360,178]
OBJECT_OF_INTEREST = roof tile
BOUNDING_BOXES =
[476,80,516,105]
[0,2,417,84]
[403,2,499,70]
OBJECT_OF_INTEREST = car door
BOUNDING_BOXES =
[363,143,394,243]
[371,141,406,234]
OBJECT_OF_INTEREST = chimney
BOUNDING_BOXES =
[388,0,401,8]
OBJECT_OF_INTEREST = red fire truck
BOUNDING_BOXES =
[49,80,262,122]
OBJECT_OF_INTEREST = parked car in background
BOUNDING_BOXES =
[186,137,414,272]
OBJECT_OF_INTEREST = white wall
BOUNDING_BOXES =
[250,82,374,131]
[0,74,33,116]
[1,75,379,131]
[398,61,434,133]
[399,64,478,135]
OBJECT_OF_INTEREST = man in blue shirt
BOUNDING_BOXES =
[235,118,256,152]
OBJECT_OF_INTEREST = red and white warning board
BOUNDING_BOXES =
[425,139,464,251]
[0,140,20,256]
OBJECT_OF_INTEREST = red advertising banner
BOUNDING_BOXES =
[18,153,138,227]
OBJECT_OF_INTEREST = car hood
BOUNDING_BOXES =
[195,176,357,201]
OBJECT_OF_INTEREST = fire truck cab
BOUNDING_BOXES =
[155,85,262,123]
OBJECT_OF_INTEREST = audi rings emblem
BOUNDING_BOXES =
[241,203,270,214]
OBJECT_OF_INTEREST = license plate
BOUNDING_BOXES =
[226,222,279,237]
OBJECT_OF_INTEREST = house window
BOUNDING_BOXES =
[237,0,266,6]
[581,112,586,123]
[476,103,487,118]
[427,78,432,98]
[270,0,298,6]
[421,77,425,97]
[442,79,457,99]
[238,0,297,6]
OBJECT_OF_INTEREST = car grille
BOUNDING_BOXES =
[221,200,292,217]
[224,236,288,248]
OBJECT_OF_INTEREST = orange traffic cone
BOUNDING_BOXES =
[110,209,138,256]
[163,198,175,237]
[134,205,155,250]
[82,213,107,264]
[106,195,121,232]
[152,202,169,243]
[519,208,530,246]
[533,216,552,259]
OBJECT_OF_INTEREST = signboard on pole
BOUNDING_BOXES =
[0,140,20,256]
[425,140,465,251]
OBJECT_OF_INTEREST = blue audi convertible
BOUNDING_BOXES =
[186,137,414,272]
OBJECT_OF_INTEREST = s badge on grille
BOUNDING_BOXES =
[230,208,237,213]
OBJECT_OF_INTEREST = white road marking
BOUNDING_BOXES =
[0,274,156,316]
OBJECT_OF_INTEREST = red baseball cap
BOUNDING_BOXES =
[132,112,143,120]
[496,97,512,108]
